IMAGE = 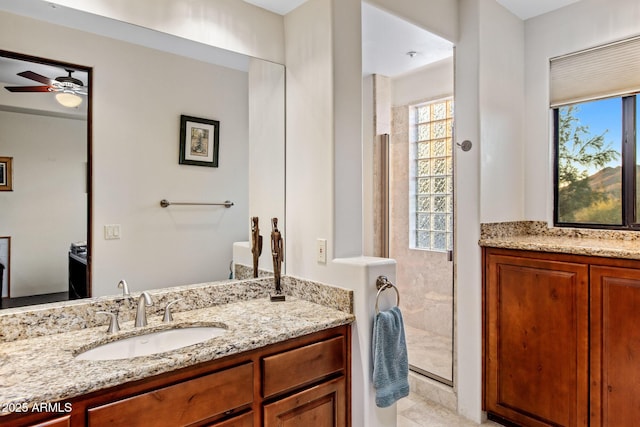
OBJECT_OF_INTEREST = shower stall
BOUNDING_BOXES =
[369,74,455,387]
[362,1,455,390]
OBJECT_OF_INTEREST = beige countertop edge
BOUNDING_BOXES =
[0,296,355,413]
[479,237,640,260]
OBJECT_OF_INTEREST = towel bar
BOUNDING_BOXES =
[160,199,234,208]
[375,275,400,314]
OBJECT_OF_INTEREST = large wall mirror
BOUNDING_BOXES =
[0,6,285,308]
[0,52,91,306]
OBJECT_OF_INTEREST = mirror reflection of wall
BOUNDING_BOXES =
[0,54,89,304]
[0,7,285,307]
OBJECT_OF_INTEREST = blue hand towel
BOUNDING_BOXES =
[372,306,409,407]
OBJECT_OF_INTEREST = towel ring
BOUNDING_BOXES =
[375,276,400,314]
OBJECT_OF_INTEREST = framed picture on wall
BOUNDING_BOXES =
[0,236,10,299]
[0,157,13,191]
[178,115,220,167]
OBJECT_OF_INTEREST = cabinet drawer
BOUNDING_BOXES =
[262,336,345,398]
[88,362,253,427]
[207,411,253,426]
[29,415,71,427]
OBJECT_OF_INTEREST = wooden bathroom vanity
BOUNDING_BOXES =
[4,325,350,427]
[482,244,640,427]
[0,278,354,427]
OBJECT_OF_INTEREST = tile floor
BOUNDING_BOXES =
[405,324,453,382]
[397,392,504,427]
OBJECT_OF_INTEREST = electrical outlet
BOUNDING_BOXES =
[104,224,121,240]
[317,238,327,264]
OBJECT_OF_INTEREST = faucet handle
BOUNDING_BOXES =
[162,298,183,323]
[96,311,120,334]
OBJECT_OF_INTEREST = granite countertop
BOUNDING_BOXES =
[479,221,640,260]
[0,277,354,414]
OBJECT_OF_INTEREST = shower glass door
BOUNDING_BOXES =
[389,97,454,385]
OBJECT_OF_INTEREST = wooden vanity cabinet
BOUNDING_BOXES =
[5,325,350,427]
[261,335,347,427]
[484,249,589,427]
[483,248,640,427]
[590,265,640,426]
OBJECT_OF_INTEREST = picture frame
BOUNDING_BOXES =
[0,157,13,191]
[0,236,10,299]
[179,115,220,167]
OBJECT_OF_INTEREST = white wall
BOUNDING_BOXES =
[524,0,640,221]
[0,111,86,297]
[333,0,364,259]
[391,57,454,106]
[284,0,334,281]
[479,2,525,222]
[43,0,285,65]
[248,58,285,273]
[453,0,482,420]
[286,1,396,425]
[454,0,525,421]
[0,12,250,296]
[362,74,375,257]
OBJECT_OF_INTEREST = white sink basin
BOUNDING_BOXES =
[76,326,227,361]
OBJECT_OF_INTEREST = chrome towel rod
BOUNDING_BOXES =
[160,199,234,208]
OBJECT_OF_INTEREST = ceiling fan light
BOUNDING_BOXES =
[55,91,82,108]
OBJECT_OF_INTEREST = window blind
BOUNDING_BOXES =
[550,35,640,107]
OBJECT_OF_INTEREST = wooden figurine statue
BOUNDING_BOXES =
[270,217,285,301]
[251,217,262,278]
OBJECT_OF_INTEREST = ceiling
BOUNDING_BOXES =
[362,3,452,77]
[0,0,585,92]
[495,0,582,20]
[245,0,582,20]
[244,0,583,78]
[243,0,307,15]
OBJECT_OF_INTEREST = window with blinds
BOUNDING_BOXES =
[552,36,640,228]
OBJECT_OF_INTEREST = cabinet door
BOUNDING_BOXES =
[263,377,346,427]
[485,252,589,427]
[591,265,640,426]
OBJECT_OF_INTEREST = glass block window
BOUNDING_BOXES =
[411,98,453,252]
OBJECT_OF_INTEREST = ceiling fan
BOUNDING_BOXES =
[4,69,87,107]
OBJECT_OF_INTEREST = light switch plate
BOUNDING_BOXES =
[104,224,121,240]
[317,238,327,264]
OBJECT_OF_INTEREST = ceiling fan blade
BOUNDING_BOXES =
[17,70,54,85]
[5,85,52,92]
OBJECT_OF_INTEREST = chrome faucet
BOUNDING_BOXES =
[135,291,153,327]
[117,279,130,297]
